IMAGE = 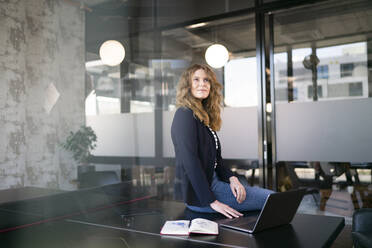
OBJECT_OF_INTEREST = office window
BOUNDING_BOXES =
[85,63,121,115]
[292,48,312,83]
[293,87,298,100]
[224,57,257,107]
[274,52,288,88]
[340,63,354,77]
[349,82,363,96]
[275,88,288,101]
[317,65,329,79]
[328,83,348,98]
[279,69,287,77]
[293,67,309,76]
[307,85,323,99]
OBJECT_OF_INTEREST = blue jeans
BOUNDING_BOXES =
[187,173,274,213]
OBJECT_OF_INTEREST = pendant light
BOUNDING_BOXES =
[205,44,229,68]
[99,40,125,66]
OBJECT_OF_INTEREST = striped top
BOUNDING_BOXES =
[207,126,219,169]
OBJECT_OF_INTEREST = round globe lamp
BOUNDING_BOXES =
[205,44,229,68]
[99,40,125,66]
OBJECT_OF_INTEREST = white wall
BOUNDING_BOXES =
[0,0,85,190]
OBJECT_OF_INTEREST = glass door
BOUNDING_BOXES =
[269,0,372,220]
[160,13,264,186]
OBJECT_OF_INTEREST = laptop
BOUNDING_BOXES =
[217,189,305,234]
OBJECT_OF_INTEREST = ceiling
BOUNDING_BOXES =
[82,0,372,63]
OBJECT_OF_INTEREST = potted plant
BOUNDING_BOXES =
[61,125,97,179]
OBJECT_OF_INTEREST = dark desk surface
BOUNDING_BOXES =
[0,183,345,248]
[0,187,63,204]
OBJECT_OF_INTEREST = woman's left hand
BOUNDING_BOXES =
[229,176,246,204]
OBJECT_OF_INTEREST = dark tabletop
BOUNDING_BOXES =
[0,182,345,248]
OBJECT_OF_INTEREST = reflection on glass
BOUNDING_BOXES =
[160,14,261,185]
[160,14,256,111]
[85,60,121,115]
[274,42,368,103]
[318,42,368,100]
[273,0,372,221]
[224,57,257,107]
[274,52,288,101]
[279,161,371,218]
[125,62,156,113]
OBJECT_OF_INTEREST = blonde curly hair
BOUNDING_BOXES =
[176,64,223,131]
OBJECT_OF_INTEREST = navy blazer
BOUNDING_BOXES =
[171,107,233,207]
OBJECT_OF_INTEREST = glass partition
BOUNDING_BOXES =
[4,1,371,239]
[274,42,368,103]
[85,61,121,115]
[157,0,254,27]
[1,0,261,205]
[272,0,372,221]
[161,13,260,185]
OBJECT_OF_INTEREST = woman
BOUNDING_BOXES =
[171,64,273,219]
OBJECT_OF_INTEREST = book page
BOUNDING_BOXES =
[160,220,190,235]
[189,218,219,235]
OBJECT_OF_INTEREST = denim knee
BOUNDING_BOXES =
[186,204,215,213]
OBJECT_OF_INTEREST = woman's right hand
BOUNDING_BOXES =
[210,200,243,218]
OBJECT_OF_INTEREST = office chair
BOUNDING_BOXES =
[352,208,372,248]
[281,161,333,206]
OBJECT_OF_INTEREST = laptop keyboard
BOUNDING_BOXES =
[218,216,257,226]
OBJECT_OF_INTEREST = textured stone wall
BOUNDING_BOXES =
[0,0,85,190]
[368,40,372,97]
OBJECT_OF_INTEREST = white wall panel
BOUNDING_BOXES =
[276,98,372,162]
[163,107,259,159]
[163,110,175,157]
[219,107,259,159]
[87,113,155,157]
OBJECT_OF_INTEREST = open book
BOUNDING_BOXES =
[160,218,219,235]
